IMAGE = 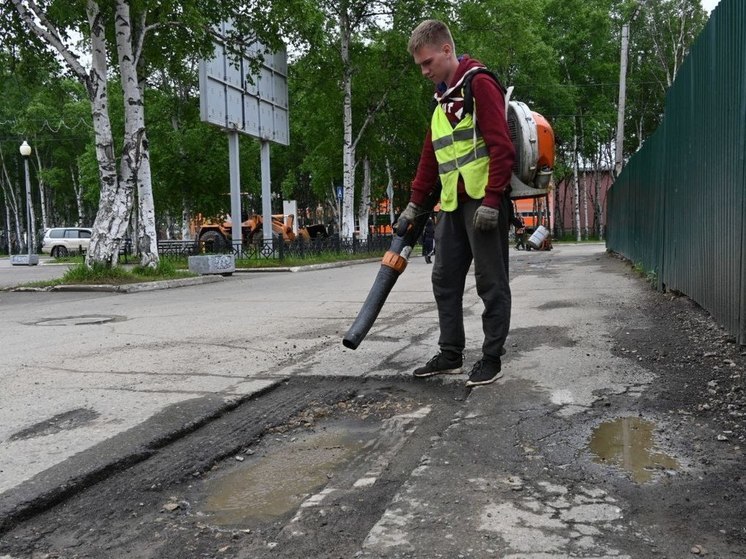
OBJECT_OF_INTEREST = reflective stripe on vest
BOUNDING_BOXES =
[431,103,489,212]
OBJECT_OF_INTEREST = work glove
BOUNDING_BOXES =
[473,205,500,232]
[395,202,422,234]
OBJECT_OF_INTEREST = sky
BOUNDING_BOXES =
[701,0,721,13]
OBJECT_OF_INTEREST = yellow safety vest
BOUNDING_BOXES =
[431,102,489,211]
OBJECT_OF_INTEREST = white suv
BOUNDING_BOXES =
[41,227,92,257]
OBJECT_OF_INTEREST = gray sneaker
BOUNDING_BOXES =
[413,352,463,378]
[465,359,503,387]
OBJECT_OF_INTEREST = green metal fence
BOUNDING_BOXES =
[607,0,746,344]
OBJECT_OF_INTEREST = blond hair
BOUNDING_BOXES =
[407,19,455,55]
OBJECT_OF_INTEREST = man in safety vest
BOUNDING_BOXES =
[399,19,515,387]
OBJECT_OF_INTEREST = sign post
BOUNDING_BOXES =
[198,22,290,249]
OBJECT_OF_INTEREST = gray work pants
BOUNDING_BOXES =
[431,195,511,361]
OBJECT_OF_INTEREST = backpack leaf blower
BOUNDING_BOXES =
[342,188,439,350]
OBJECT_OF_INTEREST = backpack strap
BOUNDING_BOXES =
[462,68,507,117]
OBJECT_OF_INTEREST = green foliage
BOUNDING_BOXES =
[625,0,707,150]
[1,0,711,246]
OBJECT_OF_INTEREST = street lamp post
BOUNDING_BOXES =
[11,141,39,266]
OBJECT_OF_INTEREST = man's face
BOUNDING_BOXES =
[413,43,453,85]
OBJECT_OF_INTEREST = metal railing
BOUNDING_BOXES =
[153,234,393,261]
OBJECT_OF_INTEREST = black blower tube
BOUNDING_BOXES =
[342,189,439,350]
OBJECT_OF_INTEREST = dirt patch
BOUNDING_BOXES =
[603,262,746,552]
[613,290,745,442]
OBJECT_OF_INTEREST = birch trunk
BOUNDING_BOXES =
[86,1,132,266]
[553,178,563,236]
[24,158,37,251]
[578,115,588,240]
[581,174,589,240]
[115,0,159,267]
[327,181,340,235]
[4,201,13,253]
[181,199,191,240]
[71,164,85,226]
[34,148,48,230]
[385,157,395,226]
[340,8,356,238]
[357,157,371,241]
[572,118,581,242]
[593,166,602,239]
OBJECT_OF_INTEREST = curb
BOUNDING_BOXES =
[47,275,224,293]
[234,257,381,274]
[6,257,387,293]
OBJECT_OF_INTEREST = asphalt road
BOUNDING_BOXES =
[0,244,744,558]
[0,256,70,289]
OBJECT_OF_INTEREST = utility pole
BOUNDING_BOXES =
[614,4,642,179]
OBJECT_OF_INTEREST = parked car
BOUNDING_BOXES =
[40,227,93,257]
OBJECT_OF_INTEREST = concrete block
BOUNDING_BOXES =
[10,254,39,266]
[188,254,235,275]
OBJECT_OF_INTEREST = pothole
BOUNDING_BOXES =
[199,420,378,526]
[34,315,127,326]
[589,416,680,483]
[9,408,100,441]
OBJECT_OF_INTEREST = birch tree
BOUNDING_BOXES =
[572,117,581,242]
[112,0,158,266]
[638,0,707,92]
[625,0,707,151]
[8,0,303,264]
[0,147,23,252]
[11,0,132,266]
[310,0,415,237]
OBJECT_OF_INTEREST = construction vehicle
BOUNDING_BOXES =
[196,213,327,252]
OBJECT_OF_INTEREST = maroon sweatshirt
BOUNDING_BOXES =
[410,56,515,210]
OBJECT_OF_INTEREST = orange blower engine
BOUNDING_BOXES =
[507,100,555,198]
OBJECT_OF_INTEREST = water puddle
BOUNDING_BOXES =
[199,421,378,526]
[589,417,679,483]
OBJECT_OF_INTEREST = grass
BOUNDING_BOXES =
[65,259,193,285]
[234,250,383,268]
[23,259,194,289]
[632,261,659,288]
